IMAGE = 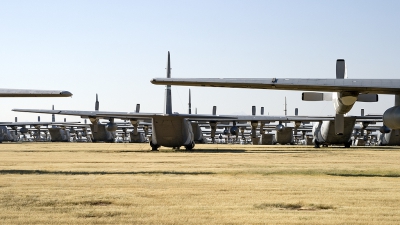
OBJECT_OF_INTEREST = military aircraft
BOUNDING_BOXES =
[151,59,398,136]
[12,52,236,150]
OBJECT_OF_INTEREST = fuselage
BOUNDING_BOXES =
[332,91,358,115]
[312,117,356,146]
[274,127,294,145]
[151,115,194,148]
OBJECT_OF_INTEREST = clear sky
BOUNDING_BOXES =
[0,0,399,122]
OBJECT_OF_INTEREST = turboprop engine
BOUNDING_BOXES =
[383,106,400,129]
[275,123,284,132]
[379,125,391,134]
[230,126,239,136]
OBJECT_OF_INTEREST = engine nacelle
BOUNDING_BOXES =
[275,124,284,132]
[106,123,118,132]
[89,117,99,124]
[379,125,391,134]
[230,126,239,136]
[383,106,400,129]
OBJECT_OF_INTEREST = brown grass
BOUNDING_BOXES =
[0,143,400,224]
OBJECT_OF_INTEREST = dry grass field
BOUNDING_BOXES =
[0,143,400,224]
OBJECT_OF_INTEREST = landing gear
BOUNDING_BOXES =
[344,141,352,148]
[150,142,159,151]
[314,140,320,148]
[185,142,195,151]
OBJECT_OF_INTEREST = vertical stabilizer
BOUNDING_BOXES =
[164,51,172,114]
[52,105,55,122]
[135,104,140,113]
[336,59,347,79]
[52,105,56,128]
[188,89,192,114]
[95,94,99,111]
[284,97,287,116]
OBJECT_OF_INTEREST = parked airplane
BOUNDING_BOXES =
[151,59,397,136]
[12,52,235,150]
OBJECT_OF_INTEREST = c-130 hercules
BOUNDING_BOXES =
[151,59,394,136]
[13,52,235,150]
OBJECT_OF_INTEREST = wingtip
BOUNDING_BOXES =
[60,91,73,97]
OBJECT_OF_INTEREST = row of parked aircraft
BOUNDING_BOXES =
[3,52,399,149]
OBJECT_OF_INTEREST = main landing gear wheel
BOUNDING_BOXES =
[150,142,159,151]
[344,141,352,148]
[314,140,320,148]
[185,142,195,151]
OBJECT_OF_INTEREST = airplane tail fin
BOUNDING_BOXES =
[164,51,172,114]
[52,105,55,123]
[336,59,347,79]
[135,104,140,113]
[188,89,191,114]
[95,94,99,111]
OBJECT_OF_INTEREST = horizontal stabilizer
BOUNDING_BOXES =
[357,94,378,102]
[302,92,332,101]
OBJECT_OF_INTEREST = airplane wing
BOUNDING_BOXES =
[12,109,237,120]
[0,89,72,97]
[225,115,335,122]
[151,78,400,94]
[0,122,81,126]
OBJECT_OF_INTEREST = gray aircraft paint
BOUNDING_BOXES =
[0,89,72,97]
[378,130,400,146]
[48,128,71,142]
[312,117,356,147]
[274,127,294,145]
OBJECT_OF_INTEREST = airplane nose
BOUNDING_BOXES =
[60,91,73,97]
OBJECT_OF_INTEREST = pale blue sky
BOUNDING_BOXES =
[0,0,399,122]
